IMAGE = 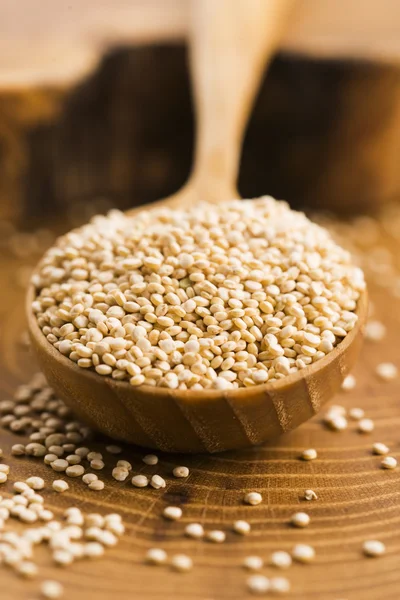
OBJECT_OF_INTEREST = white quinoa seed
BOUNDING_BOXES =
[270,576,291,594]
[362,540,386,557]
[112,467,129,482]
[247,574,270,595]
[11,444,26,456]
[376,362,398,381]
[66,465,85,477]
[150,475,166,489]
[349,407,365,420]
[341,374,356,391]
[358,418,374,434]
[243,556,264,571]
[52,480,69,493]
[88,480,105,491]
[53,549,74,566]
[244,492,262,506]
[206,530,226,543]
[32,198,364,391]
[0,472,7,484]
[304,489,318,501]
[184,523,204,539]
[365,320,386,342]
[270,551,292,569]
[85,542,105,558]
[291,512,310,528]
[172,466,189,478]
[146,548,168,565]
[51,459,69,472]
[13,481,29,492]
[233,520,251,535]
[17,561,38,578]
[163,506,182,521]
[381,456,397,469]
[131,474,149,488]
[292,543,315,563]
[171,553,193,572]
[90,459,105,471]
[325,415,348,431]
[117,460,132,471]
[143,454,158,466]
[372,442,389,455]
[300,448,317,461]
[106,445,122,455]
[82,473,98,484]
[41,580,64,599]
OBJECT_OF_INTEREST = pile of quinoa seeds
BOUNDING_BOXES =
[31,197,365,390]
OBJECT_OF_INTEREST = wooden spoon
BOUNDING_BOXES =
[27,0,367,453]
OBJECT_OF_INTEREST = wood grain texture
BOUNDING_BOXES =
[1,47,400,226]
[1,214,399,599]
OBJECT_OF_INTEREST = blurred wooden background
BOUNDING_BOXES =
[1,0,400,223]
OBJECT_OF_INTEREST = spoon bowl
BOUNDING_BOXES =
[27,287,367,452]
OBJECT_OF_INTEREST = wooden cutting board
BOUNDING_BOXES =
[0,209,399,599]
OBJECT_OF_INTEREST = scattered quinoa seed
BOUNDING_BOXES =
[300,448,317,461]
[291,512,310,528]
[376,363,398,381]
[106,445,122,455]
[326,415,348,431]
[247,574,270,595]
[206,530,226,543]
[131,475,149,488]
[26,476,45,490]
[372,442,389,455]
[88,480,105,491]
[143,454,158,466]
[52,480,69,493]
[65,465,85,477]
[292,544,315,563]
[41,580,64,599]
[112,467,129,482]
[184,523,204,539]
[163,506,182,521]
[349,407,365,420]
[270,576,291,594]
[244,492,262,506]
[341,374,356,391]
[358,418,374,434]
[171,553,193,572]
[233,520,251,535]
[270,551,292,569]
[381,456,397,469]
[365,320,386,342]
[304,489,318,501]
[17,561,38,578]
[363,540,386,557]
[172,466,189,478]
[146,548,167,565]
[150,475,166,489]
[11,444,26,456]
[243,556,264,571]
[82,473,98,485]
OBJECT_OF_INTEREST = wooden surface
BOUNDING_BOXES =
[1,210,400,598]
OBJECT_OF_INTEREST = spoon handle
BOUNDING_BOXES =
[190,0,294,203]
